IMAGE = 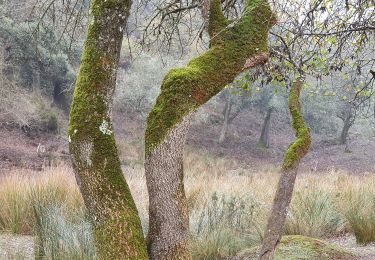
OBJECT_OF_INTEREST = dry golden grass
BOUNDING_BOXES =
[1,151,375,258]
[0,165,83,234]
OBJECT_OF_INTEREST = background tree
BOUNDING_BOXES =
[68,0,148,258]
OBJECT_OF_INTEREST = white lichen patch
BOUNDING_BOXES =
[99,120,113,135]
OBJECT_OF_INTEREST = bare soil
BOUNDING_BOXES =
[330,234,375,260]
[1,106,375,174]
[0,235,34,260]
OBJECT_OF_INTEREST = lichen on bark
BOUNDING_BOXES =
[68,0,148,259]
[145,0,276,259]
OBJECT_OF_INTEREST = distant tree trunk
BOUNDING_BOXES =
[257,107,273,148]
[68,0,148,259]
[144,1,276,258]
[258,80,311,260]
[339,112,354,145]
[219,95,232,144]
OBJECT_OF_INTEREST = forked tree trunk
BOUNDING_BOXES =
[68,1,148,259]
[219,96,233,144]
[257,107,273,148]
[144,0,276,259]
[258,80,312,260]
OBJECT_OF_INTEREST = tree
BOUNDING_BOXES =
[257,106,274,148]
[68,0,148,258]
[258,0,374,257]
[258,79,312,259]
[144,0,276,258]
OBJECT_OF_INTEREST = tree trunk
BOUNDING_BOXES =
[219,96,232,144]
[257,107,273,148]
[68,1,148,259]
[144,1,276,258]
[339,115,352,145]
[258,80,311,260]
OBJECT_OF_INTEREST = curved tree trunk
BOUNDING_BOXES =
[144,1,276,259]
[257,107,273,148]
[258,80,312,260]
[68,1,148,259]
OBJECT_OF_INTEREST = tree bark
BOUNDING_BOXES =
[257,107,273,148]
[339,113,353,145]
[219,95,232,144]
[258,80,311,260]
[68,1,148,259]
[144,0,276,259]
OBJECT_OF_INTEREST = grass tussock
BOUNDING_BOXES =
[1,152,375,258]
[0,165,93,259]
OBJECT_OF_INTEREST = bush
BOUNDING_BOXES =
[0,80,62,132]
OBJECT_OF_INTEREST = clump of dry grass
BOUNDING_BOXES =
[0,165,83,234]
[338,176,375,245]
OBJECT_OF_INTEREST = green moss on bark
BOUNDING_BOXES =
[145,0,276,154]
[68,0,148,259]
[282,80,312,170]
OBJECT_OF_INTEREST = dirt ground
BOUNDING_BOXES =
[1,108,375,174]
[0,235,34,260]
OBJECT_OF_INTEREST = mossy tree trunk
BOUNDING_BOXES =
[144,0,276,259]
[68,1,148,259]
[258,80,312,260]
[257,106,273,148]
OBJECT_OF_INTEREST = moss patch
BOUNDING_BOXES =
[237,235,356,260]
[282,80,312,170]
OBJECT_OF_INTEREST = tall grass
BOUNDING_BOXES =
[340,179,375,245]
[0,166,92,259]
[1,153,375,257]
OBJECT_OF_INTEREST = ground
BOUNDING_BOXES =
[0,235,34,259]
[1,234,374,260]
[1,105,375,174]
